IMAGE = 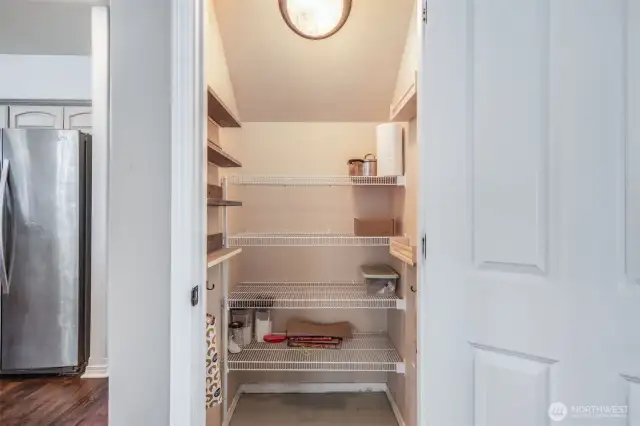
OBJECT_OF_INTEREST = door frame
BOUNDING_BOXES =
[170,0,207,424]
[49,0,206,423]
[416,0,429,425]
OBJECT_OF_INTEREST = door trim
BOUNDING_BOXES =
[416,0,429,425]
[82,5,109,380]
[170,0,206,424]
[0,100,91,107]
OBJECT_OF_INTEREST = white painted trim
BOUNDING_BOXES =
[169,0,206,424]
[240,383,388,394]
[82,363,109,379]
[0,100,91,107]
[29,0,109,5]
[86,4,110,386]
[416,1,428,426]
[384,386,407,426]
[222,388,243,426]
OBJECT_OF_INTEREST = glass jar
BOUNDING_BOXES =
[228,321,244,354]
[231,309,254,345]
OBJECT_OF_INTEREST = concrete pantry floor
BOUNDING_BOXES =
[229,392,399,426]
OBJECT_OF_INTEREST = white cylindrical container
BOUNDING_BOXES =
[255,309,272,342]
[376,123,404,176]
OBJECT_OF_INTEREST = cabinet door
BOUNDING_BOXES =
[64,106,92,133]
[0,106,7,129]
[9,106,64,129]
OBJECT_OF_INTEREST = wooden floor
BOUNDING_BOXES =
[0,377,108,426]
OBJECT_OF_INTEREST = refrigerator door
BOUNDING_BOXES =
[0,129,89,372]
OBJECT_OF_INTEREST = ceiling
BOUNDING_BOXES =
[0,1,91,55]
[214,0,414,122]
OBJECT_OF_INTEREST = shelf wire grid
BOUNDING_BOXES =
[228,333,402,373]
[227,232,390,247]
[227,175,403,186]
[228,282,401,309]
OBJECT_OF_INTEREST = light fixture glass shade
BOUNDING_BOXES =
[279,0,352,40]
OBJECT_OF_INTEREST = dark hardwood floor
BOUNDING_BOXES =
[0,377,108,426]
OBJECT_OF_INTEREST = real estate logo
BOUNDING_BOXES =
[548,402,568,422]
[548,402,628,422]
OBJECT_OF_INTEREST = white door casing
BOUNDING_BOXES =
[64,106,92,133]
[9,105,64,128]
[170,0,206,423]
[419,1,640,426]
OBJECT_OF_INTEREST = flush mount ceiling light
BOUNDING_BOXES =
[279,0,352,40]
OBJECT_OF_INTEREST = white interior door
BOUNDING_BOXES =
[419,0,640,425]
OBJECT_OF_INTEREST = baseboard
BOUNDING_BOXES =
[384,385,406,426]
[82,363,109,379]
[240,382,387,394]
[222,388,243,426]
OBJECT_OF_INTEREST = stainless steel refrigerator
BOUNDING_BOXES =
[0,129,91,375]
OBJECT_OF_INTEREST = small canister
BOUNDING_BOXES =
[362,154,377,176]
[347,158,364,176]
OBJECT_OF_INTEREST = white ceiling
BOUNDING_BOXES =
[0,1,91,55]
[214,0,414,122]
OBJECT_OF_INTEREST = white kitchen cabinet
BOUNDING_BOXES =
[0,106,7,129]
[64,106,92,133]
[9,105,64,129]
[390,0,419,122]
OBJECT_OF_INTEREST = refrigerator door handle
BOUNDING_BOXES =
[0,159,10,294]
[6,161,16,290]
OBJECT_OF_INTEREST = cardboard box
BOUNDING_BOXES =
[207,184,223,199]
[207,233,223,253]
[354,218,395,236]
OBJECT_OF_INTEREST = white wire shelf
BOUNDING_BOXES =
[227,175,405,186]
[228,333,404,373]
[228,282,404,310]
[227,233,390,247]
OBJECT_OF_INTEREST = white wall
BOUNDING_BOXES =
[205,0,239,119]
[0,1,91,55]
[110,0,172,423]
[0,54,91,100]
